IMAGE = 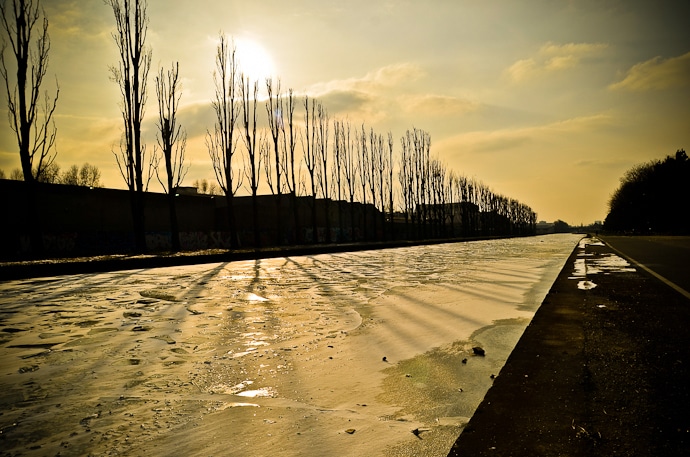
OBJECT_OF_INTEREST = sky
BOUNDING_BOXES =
[1,0,689,225]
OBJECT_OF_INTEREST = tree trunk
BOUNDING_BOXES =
[168,191,180,251]
[132,189,146,253]
[226,193,239,248]
[252,194,260,248]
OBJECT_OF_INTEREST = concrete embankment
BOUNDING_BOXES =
[447,236,690,456]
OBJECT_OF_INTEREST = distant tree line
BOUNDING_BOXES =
[0,162,102,187]
[605,149,689,234]
[552,220,571,233]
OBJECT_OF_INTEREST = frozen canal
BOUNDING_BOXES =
[0,234,581,456]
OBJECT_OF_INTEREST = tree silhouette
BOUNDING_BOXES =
[385,132,394,240]
[265,78,284,244]
[340,119,358,241]
[1,0,59,183]
[357,124,370,240]
[605,149,689,234]
[240,75,261,247]
[315,102,331,242]
[302,96,319,242]
[207,34,242,249]
[60,162,102,187]
[154,61,188,252]
[1,0,59,256]
[283,89,300,243]
[368,128,381,240]
[107,0,152,253]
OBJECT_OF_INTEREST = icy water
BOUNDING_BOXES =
[0,234,581,457]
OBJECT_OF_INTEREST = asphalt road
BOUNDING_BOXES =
[448,235,690,456]
[602,235,690,297]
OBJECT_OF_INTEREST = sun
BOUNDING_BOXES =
[234,38,276,83]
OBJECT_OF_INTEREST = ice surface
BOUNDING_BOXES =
[0,234,581,457]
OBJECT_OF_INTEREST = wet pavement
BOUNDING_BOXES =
[448,236,690,456]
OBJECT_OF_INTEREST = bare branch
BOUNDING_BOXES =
[0,0,59,182]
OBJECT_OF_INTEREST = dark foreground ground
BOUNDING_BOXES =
[448,236,690,456]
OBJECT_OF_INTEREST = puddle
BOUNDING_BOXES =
[571,237,636,284]
[588,254,636,273]
[232,347,258,358]
[216,402,260,410]
[208,380,276,398]
[236,388,275,398]
[577,280,597,290]
[246,293,268,302]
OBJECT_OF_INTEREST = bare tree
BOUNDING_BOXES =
[282,88,300,242]
[59,164,78,185]
[370,129,388,241]
[1,0,59,255]
[59,162,101,187]
[207,34,242,248]
[367,128,380,240]
[107,0,152,253]
[340,119,358,241]
[398,131,411,236]
[446,171,457,236]
[155,61,188,252]
[240,75,261,247]
[265,77,284,244]
[193,178,221,195]
[386,132,394,240]
[35,160,58,183]
[302,95,318,243]
[357,124,370,240]
[1,0,59,183]
[410,128,431,238]
[332,118,344,240]
[315,102,331,243]
[429,158,446,236]
[9,167,22,180]
[78,163,101,187]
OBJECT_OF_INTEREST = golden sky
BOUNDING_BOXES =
[1,0,689,224]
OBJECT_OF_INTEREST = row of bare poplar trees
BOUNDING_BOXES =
[109,1,537,250]
[205,34,537,247]
[0,0,535,254]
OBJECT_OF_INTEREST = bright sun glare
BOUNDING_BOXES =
[234,38,276,83]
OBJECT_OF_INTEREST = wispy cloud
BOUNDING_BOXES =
[400,94,481,117]
[309,62,424,97]
[304,62,424,120]
[609,51,690,91]
[505,42,609,83]
[47,0,111,40]
[436,113,614,154]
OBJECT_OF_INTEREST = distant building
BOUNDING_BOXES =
[173,186,198,196]
[536,221,555,234]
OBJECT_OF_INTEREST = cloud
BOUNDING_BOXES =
[309,62,424,97]
[304,62,424,119]
[609,51,690,91]
[317,90,375,116]
[400,94,481,117]
[436,113,613,154]
[46,0,111,41]
[506,42,609,83]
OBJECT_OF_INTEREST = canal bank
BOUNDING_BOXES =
[448,236,690,456]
